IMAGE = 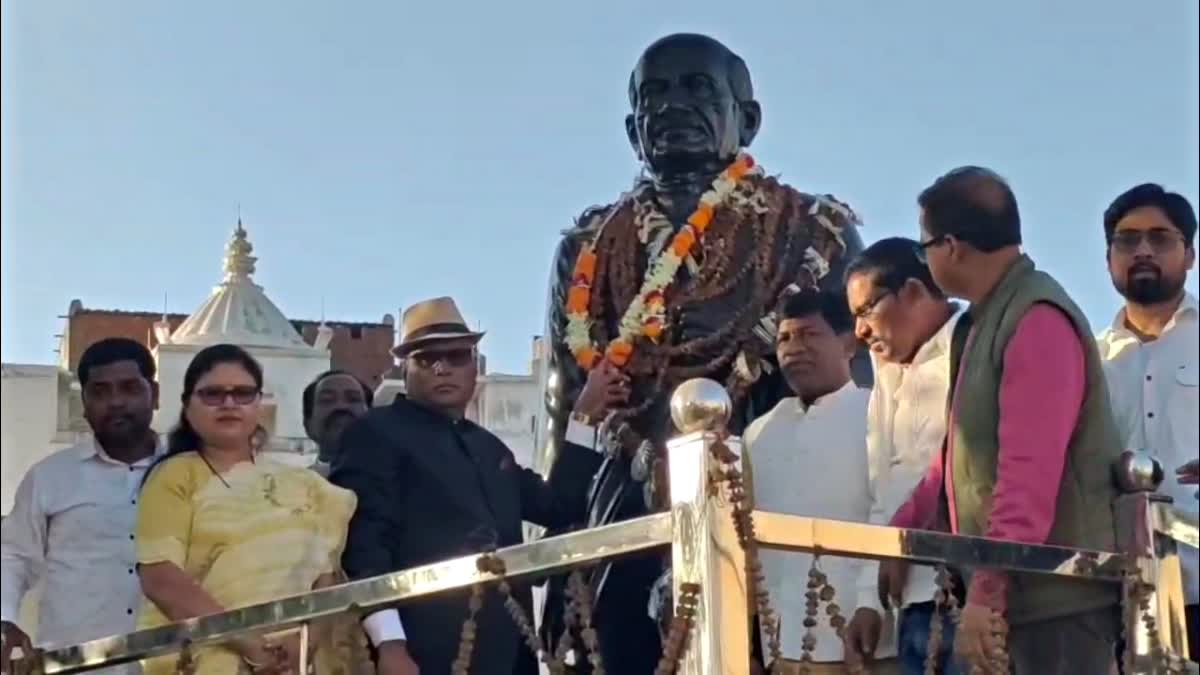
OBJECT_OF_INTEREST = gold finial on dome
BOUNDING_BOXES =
[223,217,257,280]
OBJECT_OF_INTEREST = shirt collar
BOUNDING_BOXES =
[1106,291,1198,337]
[794,379,859,413]
[75,435,165,465]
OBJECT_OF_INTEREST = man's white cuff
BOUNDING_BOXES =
[363,609,406,645]
[565,419,598,451]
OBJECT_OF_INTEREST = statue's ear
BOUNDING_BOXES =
[739,100,762,148]
[625,113,643,160]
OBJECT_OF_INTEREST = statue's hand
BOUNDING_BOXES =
[572,361,630,422]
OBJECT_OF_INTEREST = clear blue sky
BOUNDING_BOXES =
[3,0,1197,375]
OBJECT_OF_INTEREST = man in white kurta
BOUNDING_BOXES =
[744,289,895,674]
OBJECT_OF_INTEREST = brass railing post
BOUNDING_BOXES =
[667,379,751,675]
[1113,450,1192,672]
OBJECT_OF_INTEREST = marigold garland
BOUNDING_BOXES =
[565,153,760,370]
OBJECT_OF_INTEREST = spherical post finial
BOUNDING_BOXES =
[670,378,732,434]
[1114,449,1164,493]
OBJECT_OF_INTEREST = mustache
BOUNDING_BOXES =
[647,105,712,137]
[325,409,357,425]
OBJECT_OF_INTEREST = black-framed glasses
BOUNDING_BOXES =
[852,289,894,320]
[915,235,949,264]
[194,386,261,406]
[1110,229,1185,255]
[410,348,476,370]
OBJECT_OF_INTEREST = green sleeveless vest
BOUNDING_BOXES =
[949,255,1121,624]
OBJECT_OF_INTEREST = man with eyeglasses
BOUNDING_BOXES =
[1096,183,1199,662]
[841,237,964,674]
[881,166,1123,674]
[330,297,612,675]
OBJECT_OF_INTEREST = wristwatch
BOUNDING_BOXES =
[570,411,594,426]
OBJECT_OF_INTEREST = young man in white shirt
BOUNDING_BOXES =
[745,289,897,674]
[840,237,965,675]
[1095,184,1199,662]
[1,338,162,675]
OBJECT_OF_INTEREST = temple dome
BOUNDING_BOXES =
[168,220,312,350]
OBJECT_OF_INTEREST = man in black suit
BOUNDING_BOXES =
[331,297,626,675]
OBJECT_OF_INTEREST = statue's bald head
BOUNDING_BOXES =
[628,33,754,109]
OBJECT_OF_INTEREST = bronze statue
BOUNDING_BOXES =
[539,33,869,672]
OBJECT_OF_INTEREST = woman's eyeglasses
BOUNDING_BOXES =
[194,386,261,406]
[1110,229,1184,255]
[410,348,476,370]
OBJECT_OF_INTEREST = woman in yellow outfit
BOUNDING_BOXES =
[136,344,359,674]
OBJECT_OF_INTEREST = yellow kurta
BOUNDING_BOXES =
[135,452,360,675]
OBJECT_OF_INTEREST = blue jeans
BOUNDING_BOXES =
[898,603,962,675]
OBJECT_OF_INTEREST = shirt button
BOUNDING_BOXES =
[1147,412,1155,419]
[129,534,135,540]
[128,568,135,574]
[1146,375,1153,381]
[127,608,133,615]
[130,499,136,505]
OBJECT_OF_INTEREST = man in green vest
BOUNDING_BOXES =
[879,166,1122,674]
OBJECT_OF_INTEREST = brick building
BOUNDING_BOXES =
[57,302,396,391]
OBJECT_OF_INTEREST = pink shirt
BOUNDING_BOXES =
[888,303,1086,611]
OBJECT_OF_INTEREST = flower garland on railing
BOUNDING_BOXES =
[564,153,762,370]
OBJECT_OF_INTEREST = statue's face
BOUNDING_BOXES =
[626,39,760,173]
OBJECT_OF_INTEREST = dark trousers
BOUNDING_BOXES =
[898,602,962,675]
[1009,607,1119,675]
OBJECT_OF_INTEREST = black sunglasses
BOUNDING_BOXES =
[409,348,476,370]
[194,385,261,406]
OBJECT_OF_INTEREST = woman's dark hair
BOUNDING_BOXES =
[143,344,264,485]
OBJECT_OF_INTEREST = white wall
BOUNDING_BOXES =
[476,375,539,468]
[1,364,62,514]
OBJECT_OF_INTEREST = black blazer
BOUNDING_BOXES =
[330,398,601,675]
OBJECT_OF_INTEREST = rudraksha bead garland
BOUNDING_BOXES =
[710,437,784,669]
[653,582,701,675]
[795,562,863,675]
[923,565,961,675]
[565,571,605,674]
[173,640,195,675]
[450,583,485,675]
[1121,559,1187,674]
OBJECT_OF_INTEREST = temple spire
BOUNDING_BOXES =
[223,218,257,280]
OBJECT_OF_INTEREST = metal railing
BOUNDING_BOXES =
[11,378,1199,674]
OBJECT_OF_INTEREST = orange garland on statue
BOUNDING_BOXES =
[564,153,759,371]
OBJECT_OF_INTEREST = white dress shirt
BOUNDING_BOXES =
[853,308,963,656]
[745,381,872,663]
[362,418,599,646]
[1,438,160,674]
[1097,292,1199,605]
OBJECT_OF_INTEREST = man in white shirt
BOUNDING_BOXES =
[1,339,162,675]
[1095,183,1199,662]
[840,237,965,674]
[744,289,896,674]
